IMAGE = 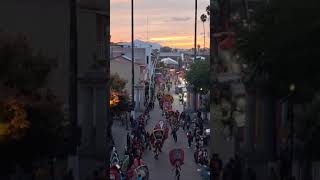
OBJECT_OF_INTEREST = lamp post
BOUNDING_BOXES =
[280,84,295,178]
[69,0,78,155]
[288,84,295,178]
[194,0,198,63]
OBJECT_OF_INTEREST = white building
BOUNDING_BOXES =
[115,40,159,102]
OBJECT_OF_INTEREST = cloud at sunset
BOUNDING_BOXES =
[150,36,192,42]
[167,17,192,22]
[111,0,210,48]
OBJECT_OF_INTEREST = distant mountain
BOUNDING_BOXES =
[117,40,161,50]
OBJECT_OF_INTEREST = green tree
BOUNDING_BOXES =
[110,73,129,115]
[200,14,207,50]
[0,33,80,177]
[235,0,320,178]
[0,33,55,93]
[236,0,320,101]
[110,73,127,93]
[185,59,210,93]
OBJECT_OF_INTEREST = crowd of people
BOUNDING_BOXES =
[109,87,158,180]
[111,74,260,180]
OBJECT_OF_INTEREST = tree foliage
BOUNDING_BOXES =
[0,98,29,142]
[236,0,320,101]
[111,94,130,116]
[110,73,129,115]
[185,59,210,93]
[0,33,55,92]
[200,14,207,23]
[110,73,127,93]
[0,33,79,176]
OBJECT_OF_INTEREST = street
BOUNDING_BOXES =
[112,84,203,179]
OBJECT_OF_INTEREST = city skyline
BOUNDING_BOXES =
[111,0,210,48]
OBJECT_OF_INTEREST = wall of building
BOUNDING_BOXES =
[123,47,146,64]
[78,9,98,77]
[0,0,70,104]
[110,58,141,95]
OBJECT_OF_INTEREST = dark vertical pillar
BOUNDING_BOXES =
[131,0,135,110]
[69,0,78,155]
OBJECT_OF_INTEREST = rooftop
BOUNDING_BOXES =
[159,52,182,57]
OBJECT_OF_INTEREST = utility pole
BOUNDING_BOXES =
[289,96,294,178]
[203,23,205,50]
[193,0,198,112]
[194,0,198,62]
[69,0,78,154]
[131,0,135,117]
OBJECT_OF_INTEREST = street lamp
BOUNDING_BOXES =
[289,84,295,92]
[279,83,295,178]
[288,83,295,178]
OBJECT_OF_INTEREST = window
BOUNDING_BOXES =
[147,56,149,64]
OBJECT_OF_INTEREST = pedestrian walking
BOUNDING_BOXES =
[137,174,142,180]
[197,110,201,119]
[200,165,210,180]
[127,132,131,149]
[186,114,191,130]
[187,131,193,148]
[172,128,178,142]
[130,115,134,128]
[210,154,223,180]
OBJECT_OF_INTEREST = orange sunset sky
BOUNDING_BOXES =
[111,0,210,49]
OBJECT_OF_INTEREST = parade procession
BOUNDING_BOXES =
[110,71,211,180]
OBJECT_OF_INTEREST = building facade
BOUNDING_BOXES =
[0,1,109,180]
[110,55,144,95]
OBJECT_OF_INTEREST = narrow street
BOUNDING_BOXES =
[112,83,203,179]
[143,85,201,180]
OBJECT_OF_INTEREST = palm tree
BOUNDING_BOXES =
[206,5,211,16]
[200,14,207,51]
[194,0,198,61]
